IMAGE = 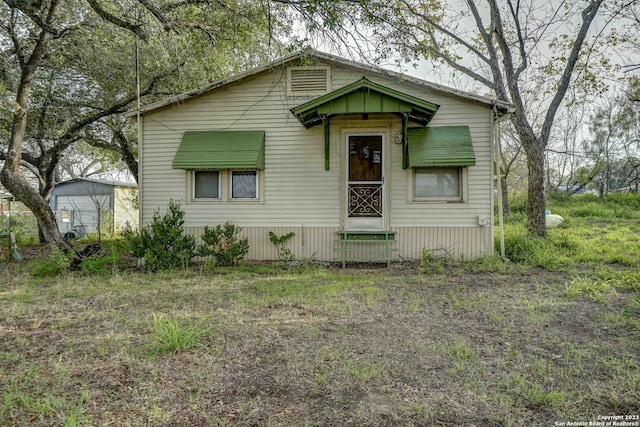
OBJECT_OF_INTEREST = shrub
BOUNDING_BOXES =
[120,222,145,259]
[508,192,528,214]
[123,200,196,271]
[198,222,249,267]
[79,251,120,275]
[31,247,72,277]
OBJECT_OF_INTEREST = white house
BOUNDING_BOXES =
[134,49,511,264]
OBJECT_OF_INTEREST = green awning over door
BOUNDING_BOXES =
[408,126,476,167]
[290,77,440,128]
[172,130,265,169]
[290,77,441,170]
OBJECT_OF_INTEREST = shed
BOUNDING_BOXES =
[50,178,138,236]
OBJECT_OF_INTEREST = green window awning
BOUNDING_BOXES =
[408,126,476,167]
[291,77,440,128]
[172,130,265,170]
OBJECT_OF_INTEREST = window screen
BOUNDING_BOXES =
[194,170,220,199]
[414,167,460,199]
[231,171,257,199]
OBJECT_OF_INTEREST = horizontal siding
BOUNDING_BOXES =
[141,61,494,234]
[182,225,492,262]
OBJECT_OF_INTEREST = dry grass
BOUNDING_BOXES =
[1,262,638,426]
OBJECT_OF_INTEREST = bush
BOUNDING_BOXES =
[123,200,196,271]
[508,192,528,214]
[120,222,145,258]
[198,222,249,267]
[79,251,120,275]
[31,247,72,277]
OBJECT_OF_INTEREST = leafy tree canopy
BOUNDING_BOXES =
[0,0,293,249]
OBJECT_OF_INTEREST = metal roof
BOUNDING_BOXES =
[172,131,265,170]
[408,126,476,167]
[54,177,137,188]
[127,49,512,117]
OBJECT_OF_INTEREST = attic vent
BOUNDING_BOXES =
[287,66,331,96]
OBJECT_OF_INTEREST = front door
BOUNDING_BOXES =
[346,134,384,230]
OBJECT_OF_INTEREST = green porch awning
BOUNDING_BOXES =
[291,77,440,170]
[290,77,440,128]
[408,126,476,167]
[172,130,265,169]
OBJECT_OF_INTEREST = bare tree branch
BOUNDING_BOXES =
[399,0,492,66]
[5,8,25,69]
[505,0,529,81]
[540,0,604,147]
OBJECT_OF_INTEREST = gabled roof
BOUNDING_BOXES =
[128,49,512,117]
[291,77,440,128]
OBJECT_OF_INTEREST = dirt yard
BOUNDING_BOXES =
[0,262,639,426]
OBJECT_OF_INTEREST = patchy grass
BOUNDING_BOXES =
[0,262,638,426]
[0,194,638,425]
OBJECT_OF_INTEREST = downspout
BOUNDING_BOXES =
[493,103,506,258]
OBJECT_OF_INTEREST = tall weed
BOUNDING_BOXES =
[500,193,640,269]
[79,252,120,275]
[502,226,558,268]
[149,314,211,355]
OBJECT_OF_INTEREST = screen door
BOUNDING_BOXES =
[346,134,384,230]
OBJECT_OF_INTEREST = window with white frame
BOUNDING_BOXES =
[193,170,220,199]
[231,170,257,199]
[414,167,462,200]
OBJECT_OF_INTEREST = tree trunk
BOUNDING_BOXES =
[0,168,71,251]
[500,175,509,218]
[114,130,139,183]
[523,139,547,237]
[0,0,72,252]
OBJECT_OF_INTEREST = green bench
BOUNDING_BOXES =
[335,231,398,267]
